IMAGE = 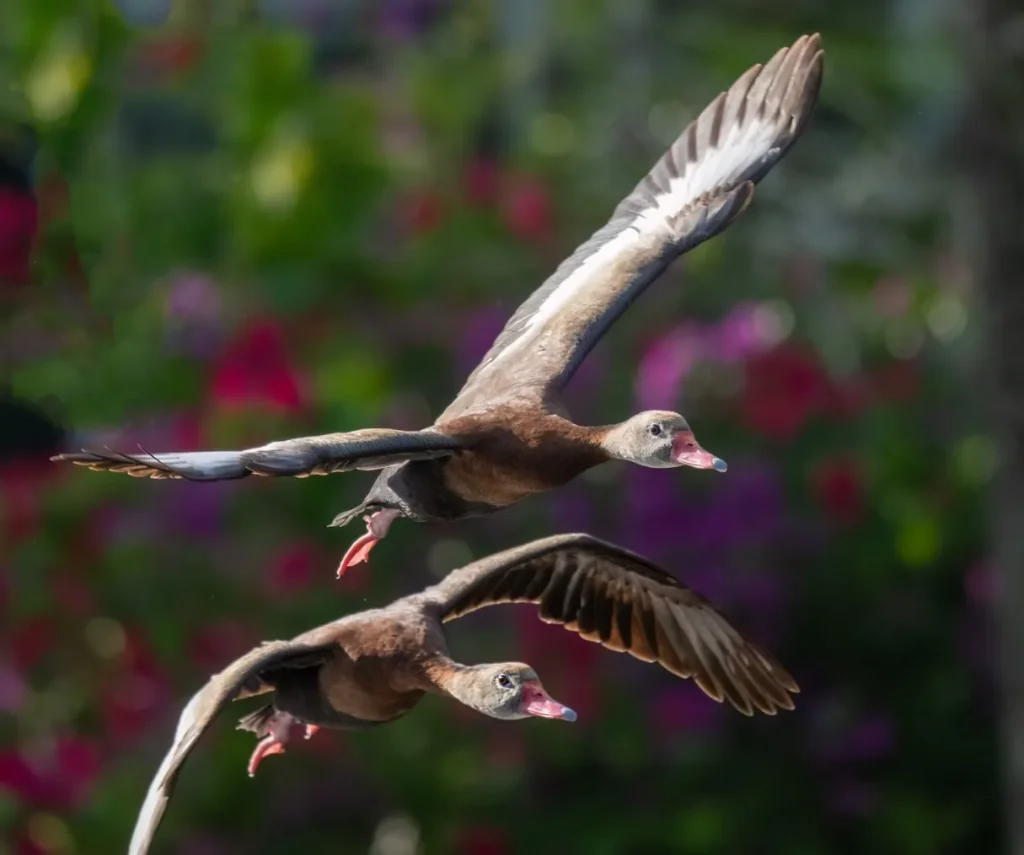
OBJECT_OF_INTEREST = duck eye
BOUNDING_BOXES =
[495,673,513,689]
[648,423,663,437]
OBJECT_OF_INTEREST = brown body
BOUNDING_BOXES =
[434,408,607,508]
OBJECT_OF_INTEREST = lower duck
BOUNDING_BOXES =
[129,533,798,855]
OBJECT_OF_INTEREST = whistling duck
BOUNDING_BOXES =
[53,35,824,578]
[127,533,797,855]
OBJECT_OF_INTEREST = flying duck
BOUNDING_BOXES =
[53,35,824,577]
[127,533,797,855]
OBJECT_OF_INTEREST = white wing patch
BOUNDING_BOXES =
[495,226,641,364]
[486,110,787,374]
[634,117,783,235]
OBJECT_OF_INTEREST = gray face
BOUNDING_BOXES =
[478,663,537,719]
[621,411,691,468]
[467,663,577,722]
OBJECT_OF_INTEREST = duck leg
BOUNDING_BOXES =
[336,509,400,577]
[246,711,296,777]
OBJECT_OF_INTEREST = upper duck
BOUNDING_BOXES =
[53,35,824,577]
[126,532,797,855]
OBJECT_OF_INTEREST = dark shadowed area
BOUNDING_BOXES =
[0,1,1008,854]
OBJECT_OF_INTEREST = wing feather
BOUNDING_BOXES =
[428,534,798,715]
[53,429,464,481]
[128,641,334,855]
[441,34,823,420]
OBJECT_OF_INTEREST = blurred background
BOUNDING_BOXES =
[0,0,1013,853]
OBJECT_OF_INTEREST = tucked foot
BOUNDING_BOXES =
[246,711,295,778]
[336,509,400,578]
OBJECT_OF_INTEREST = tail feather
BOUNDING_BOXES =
[329,503,372,528]
[52,448,248,481]
[236,705,278,735]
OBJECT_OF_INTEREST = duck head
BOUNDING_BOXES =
[601,410,726,472]
[454,663,577,722]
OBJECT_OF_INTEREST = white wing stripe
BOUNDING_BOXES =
[495,225,641,364]
[490,99,788,370]
[634,116,779,235]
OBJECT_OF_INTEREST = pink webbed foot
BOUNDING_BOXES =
[247,711,294,778]
[336,510,400,578]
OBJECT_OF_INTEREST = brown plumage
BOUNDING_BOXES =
[128,533,797,855]
[52,36,825,577]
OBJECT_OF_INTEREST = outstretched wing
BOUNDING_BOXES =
[428,533,797,716]
[440,34,823,420]
[52,428,464,481]
[128,640,335,855]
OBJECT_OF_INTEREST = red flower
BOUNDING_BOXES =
[10,617,56,670]
[464,158,499,206]
[0,734,101,809]
[870,359,918,404]
[189,619,257,672]
[742,343,830,439]
[458,828,508,855]
[99,629,170,740]
[139,37,203,76]
[399,188,443,235]
[0,188,37,288]
[264,542,318,596]
[209,320,305,414]
[501,175,551,244]
[51,574,95,615]
[811,456,864,525]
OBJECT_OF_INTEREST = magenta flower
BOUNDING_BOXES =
[635,325,701,411]
[0,188,37,288]
[829,778,877,817]
[163,271,224,359]
[0,662,27,712]
[704,302,765,363]
[457,305,507,379]
[650,683,725,735]
[209,319,305,413]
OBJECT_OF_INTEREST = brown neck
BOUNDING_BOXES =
[416,655,475,698]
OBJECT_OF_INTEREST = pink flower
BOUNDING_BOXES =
[705,303,764,362]
[965,561,995,607]
[209,320,305,413]
[635,325,700,410]
[0,662,27,712]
